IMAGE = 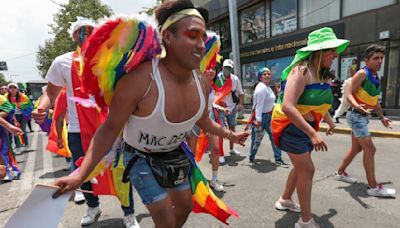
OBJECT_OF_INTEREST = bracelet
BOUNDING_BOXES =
[378,116,384,120]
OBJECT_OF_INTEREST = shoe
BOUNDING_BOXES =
[81,206,101,226]
[249,158,254,165]
[63,162,71,171]
[275,159,289,168]
[219,156,225,164]
[275,196,301,212]
[229,149,240,155]
[210,179,224,192]
[367,184,396,198]
[2,174,13,182]
[74,191,86,204]
[124,214,140,228]
[334,171,357,184]
[295,218,320,228]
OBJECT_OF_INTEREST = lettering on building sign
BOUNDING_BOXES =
[240,38,308,58]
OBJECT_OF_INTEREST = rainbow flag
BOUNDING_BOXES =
[16,134,26,146]
[181,142,239,225]
[353,66,381,108]
[39,111,52,133]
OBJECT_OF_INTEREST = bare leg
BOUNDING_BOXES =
[281,168,297,200]
[337,134,362,173]
[208,134,220,173]
[169,188,193,228]
[287,152,315,222]
[146,197,175,228]
[187,134,198,154]
[356,136,377,187]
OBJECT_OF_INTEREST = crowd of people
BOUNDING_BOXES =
[1,1,395,228]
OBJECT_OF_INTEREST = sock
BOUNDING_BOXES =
[212,170,218,181]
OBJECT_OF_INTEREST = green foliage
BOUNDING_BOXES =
[36,0,112,78]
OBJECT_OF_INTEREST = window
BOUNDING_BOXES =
[299,0,340,28]
[242,61,266,105]
[220,19,231,50]
[342,0,396,17]
[271,0,297,36]
[265,56,294,84]
[240,3,266,44]
[340,56,357,80]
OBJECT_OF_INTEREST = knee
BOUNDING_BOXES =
[209,145,219,156]
[297,164,315,178]
[176,200,193,217]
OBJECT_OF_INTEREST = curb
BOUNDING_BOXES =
[237,119,400,138]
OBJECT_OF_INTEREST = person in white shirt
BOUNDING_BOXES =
[249,68,288,167]
[217,59,244,160]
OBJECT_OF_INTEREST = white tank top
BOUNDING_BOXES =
[122,58,205,152]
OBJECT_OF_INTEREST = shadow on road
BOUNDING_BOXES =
[275,209,337,228]
[39,169,69,179]
[250,159,277,174]
[337,182,372,208]
[86,218,124,228]
[224,155,246,167]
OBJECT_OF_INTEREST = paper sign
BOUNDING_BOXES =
[4,184,72,228]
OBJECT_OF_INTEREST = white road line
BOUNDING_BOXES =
[39,131,54,184]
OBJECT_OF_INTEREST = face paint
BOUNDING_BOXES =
[183,29,207,42]
[78,26,93,44]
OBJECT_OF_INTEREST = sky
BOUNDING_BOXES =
[0,0,157,83]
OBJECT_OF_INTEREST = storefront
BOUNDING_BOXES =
[194,0,400,115]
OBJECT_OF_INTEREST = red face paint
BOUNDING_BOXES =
[183,29,207,42]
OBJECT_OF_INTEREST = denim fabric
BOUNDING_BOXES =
[218,106,237,127]
[279,122,314,154]
[123,149,190,205]
[346,110,370,137]
[250,112,282,161]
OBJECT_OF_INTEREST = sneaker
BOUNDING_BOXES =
[275,196,301,212]
[124,214,140,228]
[2,174,13,182]
[367,184,396,198]
[63,162,71,171]
[249,158,254,165]
[81,206,101,226]
[334,171,357,184]
[74,191,86,204]
[295,218,320,228]
[219,156,225,164]
[210,179,224,192]
[229,149,240,155]
[275,159,289,168]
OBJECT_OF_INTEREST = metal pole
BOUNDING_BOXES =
[228,0,240,78]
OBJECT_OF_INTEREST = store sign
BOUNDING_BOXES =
[240,39,307,57]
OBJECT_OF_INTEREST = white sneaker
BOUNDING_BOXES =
[229,149,240,155]
[334,171,358,184]
[275,196,301,212]
[367,184,396,198]
[210,179,224,192]
[219,156,225,164]
[81,206,101,226]
[124,214,140,228]
[74,191,86,204]
[295,218,320,228]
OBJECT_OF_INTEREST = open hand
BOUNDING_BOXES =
[310,133,327,151]
[231,131,250,146]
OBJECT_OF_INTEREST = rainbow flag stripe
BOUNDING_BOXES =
[181,142,239,225]
[353,66,381,108]
[271,82,333,146]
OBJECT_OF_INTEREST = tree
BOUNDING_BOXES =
[36,0,112,78]
[0,73,9,86]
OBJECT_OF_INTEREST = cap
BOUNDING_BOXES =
[223,59,234,68]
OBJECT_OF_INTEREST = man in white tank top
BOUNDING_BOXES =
[52,1,249,228]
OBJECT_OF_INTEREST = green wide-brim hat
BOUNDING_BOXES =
[281,27,349,81]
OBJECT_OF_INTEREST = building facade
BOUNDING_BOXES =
[193,0,400,116]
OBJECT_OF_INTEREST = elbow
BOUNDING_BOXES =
[281,103,291,114]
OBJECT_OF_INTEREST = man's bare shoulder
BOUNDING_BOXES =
[354,69,367,80]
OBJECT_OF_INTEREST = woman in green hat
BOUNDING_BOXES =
[271,27,349,228]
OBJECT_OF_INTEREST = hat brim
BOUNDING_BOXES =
[299,39,349,55]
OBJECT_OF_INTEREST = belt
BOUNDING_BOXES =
[349,108,367,116]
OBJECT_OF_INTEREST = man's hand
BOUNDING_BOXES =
[310,132,328,151]
[381,116,392,129]
[8,124,23,136]
[229,131,250,146]
[52,174,84,199]
[57,138,64,149]
[32,109,47,124]
[224,108,232,115]
[253,121,261,127]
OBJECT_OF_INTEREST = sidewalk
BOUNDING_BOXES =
[237,113,400,138]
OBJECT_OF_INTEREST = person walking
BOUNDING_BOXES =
[271,27,348,228]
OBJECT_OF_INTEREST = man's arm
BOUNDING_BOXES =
[32,83,63,124]
[375,102,391,128]
[236,76,244,111]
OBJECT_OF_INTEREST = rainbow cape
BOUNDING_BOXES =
[8,92,33,121]
[81,15,161,106]
[200,32,221,73]
[181,142,239,224]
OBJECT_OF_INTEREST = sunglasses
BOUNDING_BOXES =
[322,48,336,53]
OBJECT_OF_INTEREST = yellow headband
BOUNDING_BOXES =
[160,8,204,34]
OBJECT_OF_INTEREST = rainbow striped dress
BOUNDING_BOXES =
[271,77,333,147]
[353,66,381,108]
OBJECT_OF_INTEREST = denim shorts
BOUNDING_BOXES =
[123,149,190,205]
[218,106,237,127]
[279,121,314,154]
[346,110,370,137]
